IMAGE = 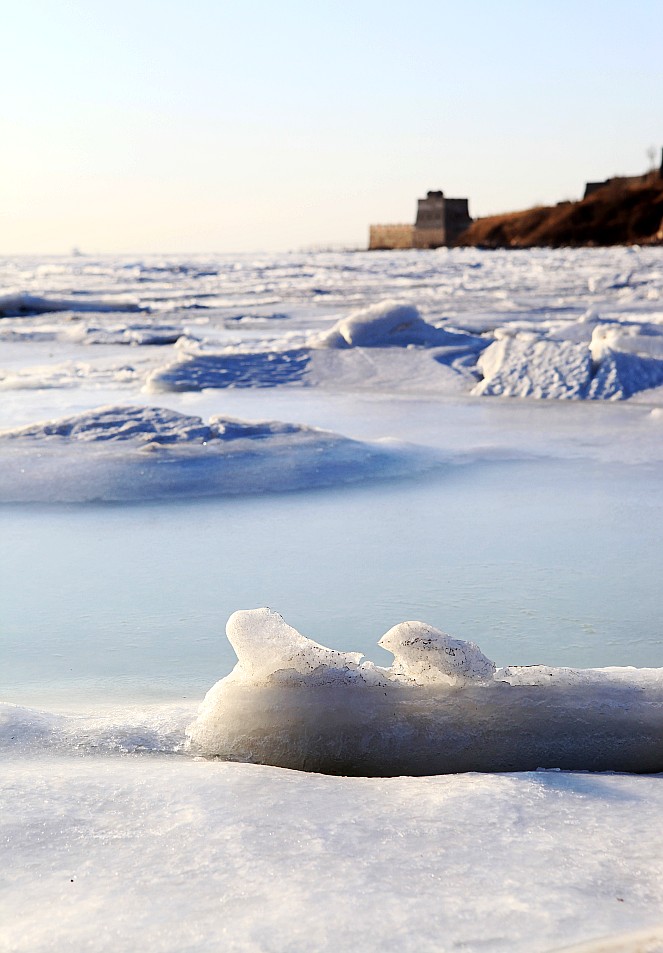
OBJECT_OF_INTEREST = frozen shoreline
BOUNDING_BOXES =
[2,249,662,952]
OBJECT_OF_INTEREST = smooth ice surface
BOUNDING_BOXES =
[187,609,663,776]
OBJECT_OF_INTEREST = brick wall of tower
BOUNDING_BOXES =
[368,224,416,249]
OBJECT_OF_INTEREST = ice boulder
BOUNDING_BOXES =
[187,609,663,776]
[312,300,484,350]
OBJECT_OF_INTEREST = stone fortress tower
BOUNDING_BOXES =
[369,189,472,249]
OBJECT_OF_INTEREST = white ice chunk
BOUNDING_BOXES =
[226,608,366,682]
[379,620,496,685]
[311,300,484,350]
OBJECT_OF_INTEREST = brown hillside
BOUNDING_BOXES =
[456,173,663,248]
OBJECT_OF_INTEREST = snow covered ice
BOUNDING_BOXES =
[0,404,414,502]
[2,248,663,952]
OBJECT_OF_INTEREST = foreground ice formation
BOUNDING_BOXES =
[187,608,663,776]
[0,405,413,502]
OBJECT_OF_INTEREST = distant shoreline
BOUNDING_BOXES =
[455,170,663,249]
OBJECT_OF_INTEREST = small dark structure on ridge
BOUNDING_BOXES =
[369,190,473,250]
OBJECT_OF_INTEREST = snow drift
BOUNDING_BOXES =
[187,609,663,776]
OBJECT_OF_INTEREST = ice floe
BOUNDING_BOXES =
[187,609,663,775]
[0,292,142,316]
[0,405,416,502]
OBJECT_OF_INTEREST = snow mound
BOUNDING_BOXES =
[0,292,142,317]
[146,302,485,394]
[0,406,416,502]
[187,609,663,776]
[312,300,483,349]
[588,323,663,398]
[473,334,593,399]
[474,322,663,401]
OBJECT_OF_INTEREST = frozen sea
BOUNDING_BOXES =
[1,248,663,952]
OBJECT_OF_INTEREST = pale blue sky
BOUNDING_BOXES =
[2,0,661,253]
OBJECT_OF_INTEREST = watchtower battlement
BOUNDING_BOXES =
[370,189,472,250]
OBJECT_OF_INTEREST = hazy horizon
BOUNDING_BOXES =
[2,0,661,255]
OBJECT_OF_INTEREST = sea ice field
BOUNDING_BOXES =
[1,247,663,952]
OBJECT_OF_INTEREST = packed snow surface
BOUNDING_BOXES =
[3,756,663,953]
[187,609,663,776]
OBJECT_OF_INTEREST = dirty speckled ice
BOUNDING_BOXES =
[187,608,663,776]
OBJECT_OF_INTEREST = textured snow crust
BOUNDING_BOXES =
[187,609,663,776]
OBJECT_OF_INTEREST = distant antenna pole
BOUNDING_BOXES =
[646,145,656,171]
